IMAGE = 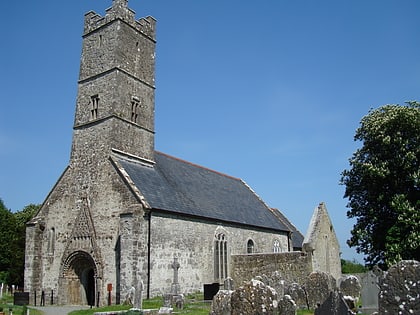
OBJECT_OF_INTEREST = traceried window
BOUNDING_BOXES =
[90,94,99,120]
[131,97,140,123]
[247,239,255,254]
[214,233,228,283]
[273,239,281,253]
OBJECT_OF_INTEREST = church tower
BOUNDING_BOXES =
[25,1,157,306]
[72,0,156,163]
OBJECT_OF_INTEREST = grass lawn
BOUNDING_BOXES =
[0,293,42,315]
[68,294,210,315]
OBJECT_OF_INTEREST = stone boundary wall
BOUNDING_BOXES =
[231,251,313,286]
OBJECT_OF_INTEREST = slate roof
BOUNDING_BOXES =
[117,151,290,232]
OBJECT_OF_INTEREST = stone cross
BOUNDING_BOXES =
[172,257,180,284]
[171,256,181,295]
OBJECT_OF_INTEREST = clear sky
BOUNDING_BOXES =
[1,0,419,263]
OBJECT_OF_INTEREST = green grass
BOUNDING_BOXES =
[0,293,42,315]
[297,309,314,315]
[68,294,211,315]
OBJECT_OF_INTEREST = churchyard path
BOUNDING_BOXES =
[31,305,90,315]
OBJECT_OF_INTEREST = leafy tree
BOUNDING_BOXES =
[0,199,17,284]
[341,259,367,274]
[341,102,420,269]
[0,200,40,285]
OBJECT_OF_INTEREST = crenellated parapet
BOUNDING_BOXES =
[83,1,156,40]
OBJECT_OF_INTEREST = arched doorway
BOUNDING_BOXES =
[62,251,97,305]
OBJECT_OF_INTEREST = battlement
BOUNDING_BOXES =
[83,3,156,40]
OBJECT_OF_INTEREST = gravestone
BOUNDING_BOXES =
[230,279,278,314]
[304,271,337,309]
[285,282,307,309]
[359,268,380,314]
[339,275,361,302]
[314,291,352,315]
[278,294,297,315]
[210,290,233,315]
[378,260,420,314]
[132,277,143,310]
[223,277,234,291]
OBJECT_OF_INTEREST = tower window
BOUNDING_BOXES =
[131,97,140,123]
[90,95,99,120]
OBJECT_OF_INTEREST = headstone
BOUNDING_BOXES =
[163,294,172,308]
[230,279,278,314]
[285,282,307,309]
[267,271,285,297]
[304,271,337,309]
[339,275,361,303]
[126,286,135,305]
[132,277,143,310]
[210,290,233,315]
[314,291,352,315]
[378,260,420,315]
[223,277,234,291]
[278,294,297,315]
[359,269,380,314]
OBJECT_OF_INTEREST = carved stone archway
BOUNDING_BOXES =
[60,251,98,306]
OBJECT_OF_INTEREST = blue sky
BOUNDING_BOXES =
[1,0,419,263]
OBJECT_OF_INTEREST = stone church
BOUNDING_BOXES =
[25,0,340,306]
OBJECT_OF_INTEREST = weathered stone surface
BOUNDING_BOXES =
[304,271,337,309]
[231,279,278,315]
[278,294,297,315]
[231,252,313,287]
[302,203,342,282]
[339,275,361,302]
[210,290,233,315]
[314,291,352,315]
[378,260,420,315]
[359,268,381,314]
[285,282,307,309]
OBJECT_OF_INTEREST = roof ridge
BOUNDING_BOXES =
[155,150,241,181]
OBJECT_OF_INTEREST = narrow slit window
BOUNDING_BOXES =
[247,239,254,254]
[90,95,99,120]
[131,98,140,123]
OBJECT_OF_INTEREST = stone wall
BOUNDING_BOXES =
[148,212,290,297]
[230,251,313,286]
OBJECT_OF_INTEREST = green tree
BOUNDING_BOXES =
[0,200,39,285]
[341,259,367,274]
[341,102,420,269]
[0,199,17,284]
